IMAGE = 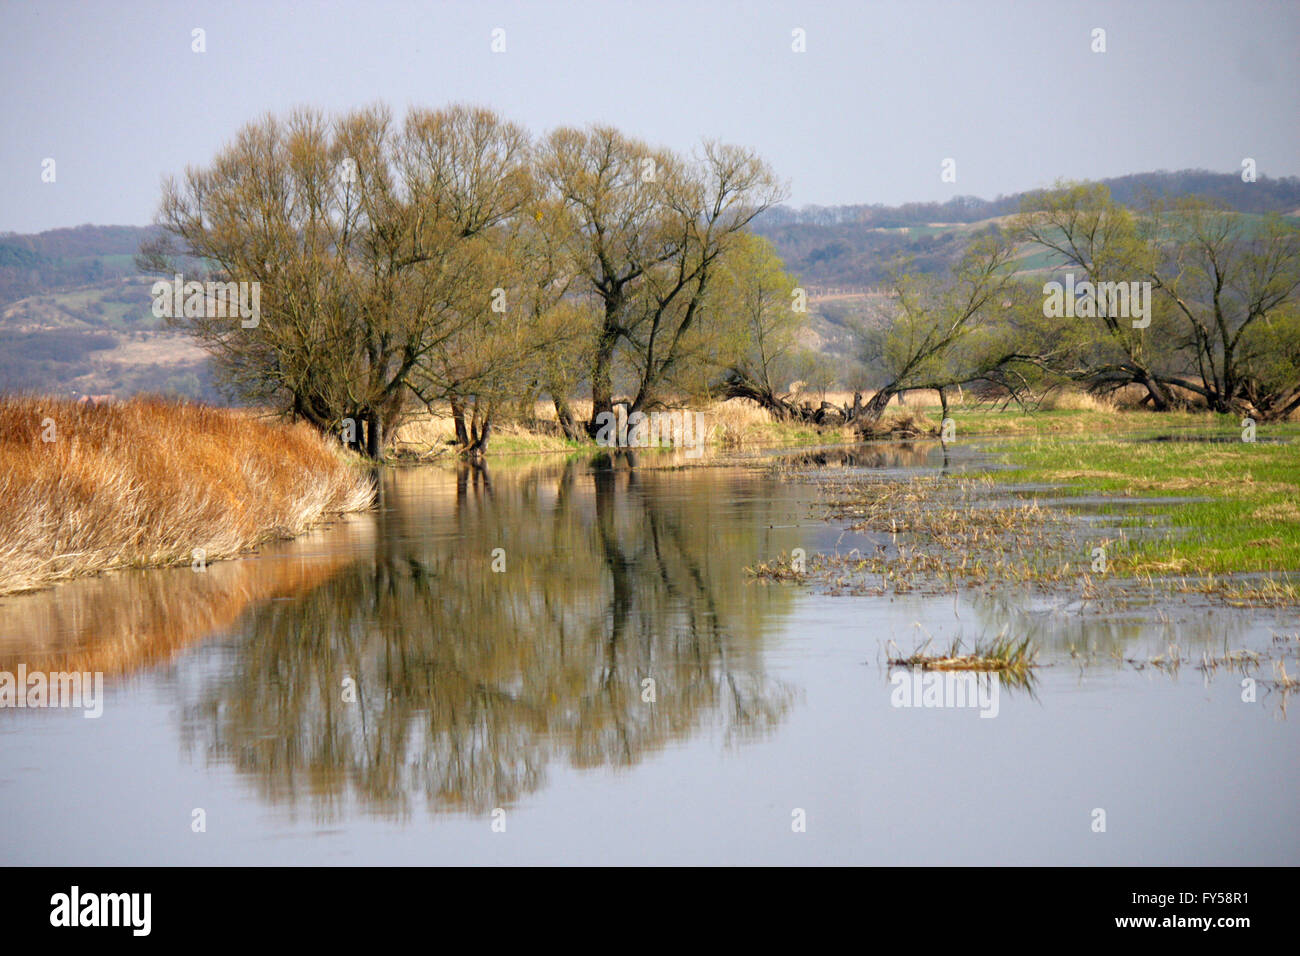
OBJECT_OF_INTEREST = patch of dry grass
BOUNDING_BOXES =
[857,406,938,438]
[744,551,809,581]
[1036,390,1116,412]
[0,395,374,595]
[1252,501,1300,524]
[887,631,1038,682]
[395,397,860,455]
[392,409,579,457]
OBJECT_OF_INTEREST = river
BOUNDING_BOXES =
[1,443,1296,864]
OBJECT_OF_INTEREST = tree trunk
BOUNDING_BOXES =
[451,400,469,446]
[849,391,863,422]
[336,410,361,453]
[721,379,800,421]
[858,385,897,424]
[937,387,949,419]
[589,322,619,436]
[467,414,492,456]
[553,396,584,441]
[1139,374,1175,411]
[365,410,383,460]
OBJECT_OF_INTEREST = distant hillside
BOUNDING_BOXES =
[755,169,1300,289]
[0,225,218,399]
[0,224,161,307]
[3,169,1297,399]
[0,276,214,400]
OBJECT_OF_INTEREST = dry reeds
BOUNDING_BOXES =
[0,395,374,595]
[745,551,809,581]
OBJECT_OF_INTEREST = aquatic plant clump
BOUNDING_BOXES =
[887,632,1038,677]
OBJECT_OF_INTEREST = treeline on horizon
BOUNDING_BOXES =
[759,169,1300,227]
[756,171,1300,289]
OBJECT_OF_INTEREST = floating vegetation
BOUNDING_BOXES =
[887,630,1038,680]
[744,552,809,582]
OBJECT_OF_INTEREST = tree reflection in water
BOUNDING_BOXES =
[179,456,804,819]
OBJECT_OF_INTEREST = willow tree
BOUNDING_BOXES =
[1016,185,1300,417]
[142,104,534,457]
[856,232,1027,422]
[538,126,677,429]
[1013,183,1185,408]
[1146,198,1300,418]
[539,126,785,429]
[707,233,815,417]
[622,142,786,412]
[140,107,365,438]
[413,193,590,454]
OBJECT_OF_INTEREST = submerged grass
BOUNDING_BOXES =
[814,474,1074,594]
[782,409,1299,602]
[0,395,375,595]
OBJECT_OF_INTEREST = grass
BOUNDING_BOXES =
[887,630,1039,688]
[391,397,860,459]
[992,433,1300,575]
[914,405,1254,438]
[812,474,1071,593]
[0,395,374,595]
[392,411,584,457]
[391,388,1224,458]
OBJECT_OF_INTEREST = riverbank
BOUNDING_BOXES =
[390,396,856,458]
[0,396,374,596]
[389,389,1298,459]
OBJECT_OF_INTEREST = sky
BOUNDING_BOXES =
[2,0,1297,234]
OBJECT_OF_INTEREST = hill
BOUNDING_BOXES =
[0,226,216,399]
[754,169,1300,291]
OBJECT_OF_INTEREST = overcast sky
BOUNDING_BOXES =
[2,0,1297,234]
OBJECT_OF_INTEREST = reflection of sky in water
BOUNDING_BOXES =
[1,449,1297,865]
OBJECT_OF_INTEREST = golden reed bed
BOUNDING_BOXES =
[0,396,374,596]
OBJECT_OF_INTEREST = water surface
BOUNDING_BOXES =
[1,445,1297,864]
